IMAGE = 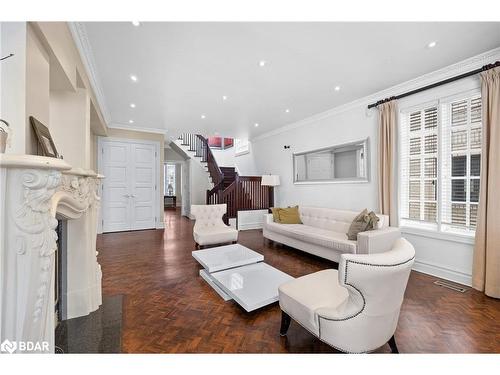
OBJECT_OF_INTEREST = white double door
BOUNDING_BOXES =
[99,138,159,232]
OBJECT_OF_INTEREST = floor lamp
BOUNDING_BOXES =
[261,174,280,208]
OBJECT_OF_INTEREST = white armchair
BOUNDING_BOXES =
[278,238,415,353]
[191,204,238,249]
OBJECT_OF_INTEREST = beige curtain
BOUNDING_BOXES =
[378,100,397,225]
[472,66,500,298]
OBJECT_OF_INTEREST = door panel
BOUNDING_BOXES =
[130,143,156,230]
[100,140,158,232]
[101,142,131,232]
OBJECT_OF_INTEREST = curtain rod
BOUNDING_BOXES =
[367,60,500,109]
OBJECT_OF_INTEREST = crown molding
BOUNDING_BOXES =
[251,46,500,142]
[108,122,169,136]
[68,22,111,125]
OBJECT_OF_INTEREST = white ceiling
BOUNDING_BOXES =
[81,22,500,139]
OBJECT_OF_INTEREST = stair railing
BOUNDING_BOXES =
[179,134,274,223]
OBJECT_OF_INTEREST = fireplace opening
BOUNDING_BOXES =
[55,219,67,324]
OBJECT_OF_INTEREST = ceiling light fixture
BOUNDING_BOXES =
[259,60,266,67]
[285,109,290,113]
[130,103,136,108]
[201,114,206,119]
[132,21,140,27]
[334,86,341,92]
[129,120,134,124]
[130,75,138,82]
[254,123,259,127]
[427,41,438,48]
[222,95,228,101]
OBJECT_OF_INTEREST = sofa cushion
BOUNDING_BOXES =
[279,269,349,335]
[194,226,238,245]
[299,206,389,232]
[265,222,357,253]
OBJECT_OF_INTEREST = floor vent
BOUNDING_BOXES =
[433,280,467,293]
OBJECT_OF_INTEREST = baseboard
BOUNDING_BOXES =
[238,222,264,231]
[413,259,472,287]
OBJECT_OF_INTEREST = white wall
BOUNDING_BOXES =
[248,48,500,286]
[211,142,259,176]
[49,89,91,168]
[211,146,235,167]
[252,106,378,211]
[188,158,212,217]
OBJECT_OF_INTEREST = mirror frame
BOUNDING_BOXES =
[292,138,370,184]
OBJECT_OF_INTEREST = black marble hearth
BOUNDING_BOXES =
[55,295,123,353]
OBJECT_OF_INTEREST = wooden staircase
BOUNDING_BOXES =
[178,134,274,223]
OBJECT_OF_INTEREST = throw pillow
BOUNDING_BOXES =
[365,211,380,231]
[346,209,369,240]
[271,207,281,222]
[274,206,302,224]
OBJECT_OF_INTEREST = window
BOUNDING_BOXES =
[234,138,250,156]
[400,90,481,236]
[164,163,176,196]
[208,137,234,149]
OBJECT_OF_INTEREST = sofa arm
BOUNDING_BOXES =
[357,227,401,254]
[264,213,274,225]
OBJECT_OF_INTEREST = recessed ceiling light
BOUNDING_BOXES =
[201,114,206,119]
[285,109,290,113]
[334,86,341,92]
[254,123,259,127]
[222,95,228,101]
[129,120,134,124]
[130,75,138,82]
[259,60,266,67]
[130,103,136,108]
[427,41,437,48]
[132,21,140,27]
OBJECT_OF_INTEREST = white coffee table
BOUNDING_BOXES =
[192,244,294,311]
[192,244,263,273]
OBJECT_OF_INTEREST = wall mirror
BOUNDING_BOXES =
[293,138,369,184]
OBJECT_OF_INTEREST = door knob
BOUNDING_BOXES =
[124,194,131,198]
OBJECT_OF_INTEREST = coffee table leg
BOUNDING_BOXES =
[280,311,291,336]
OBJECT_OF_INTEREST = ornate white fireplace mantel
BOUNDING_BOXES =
[0,154,104,353]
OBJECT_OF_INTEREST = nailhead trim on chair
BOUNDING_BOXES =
[316,255,415,353]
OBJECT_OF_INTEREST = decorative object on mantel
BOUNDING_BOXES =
[0,119,9,153]
[30,116,60,158]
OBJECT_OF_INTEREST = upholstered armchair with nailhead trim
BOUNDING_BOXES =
[278,238,415,353]
[191,204,238,249]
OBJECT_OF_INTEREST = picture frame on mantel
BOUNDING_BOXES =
[29,116,60,158]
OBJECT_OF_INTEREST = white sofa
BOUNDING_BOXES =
[263,206,400,262]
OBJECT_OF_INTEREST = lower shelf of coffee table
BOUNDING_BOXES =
[199,269,232,301]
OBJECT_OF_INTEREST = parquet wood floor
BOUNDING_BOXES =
[96,208,500,353]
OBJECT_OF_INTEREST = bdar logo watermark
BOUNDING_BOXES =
[1,339,49,353]
[0,339,17,353]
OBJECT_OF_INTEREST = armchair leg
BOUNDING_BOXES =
[388,335,399,354]
[280,311,291,336]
